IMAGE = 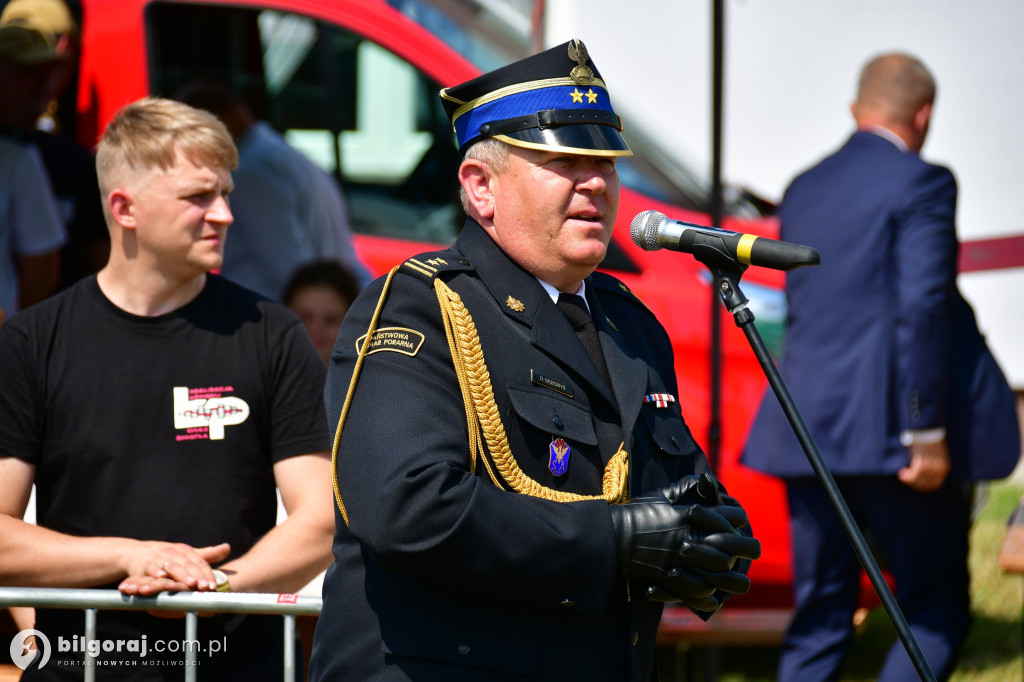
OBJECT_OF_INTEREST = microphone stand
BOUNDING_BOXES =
[690,236,937,682]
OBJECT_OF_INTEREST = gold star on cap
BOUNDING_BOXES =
[506,296,525,312]
[570,88,584,103]
[586,89,598,104]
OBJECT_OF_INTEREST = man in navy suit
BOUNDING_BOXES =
[743,53,1019,681]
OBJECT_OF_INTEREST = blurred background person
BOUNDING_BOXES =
[174,80,373,300]
[0,0,108,290]
[283,260,360,366]
[743,53,1019,681]
[0,22,65,321]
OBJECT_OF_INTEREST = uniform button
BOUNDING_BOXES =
[459,258,470,266]
[552,415,564,429]
[632,629,639,646]
[560,598,575,608]
[457,644,471,656]
[670,436,679,448]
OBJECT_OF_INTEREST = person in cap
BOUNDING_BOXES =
[1,0,110,291]
[0,23,66,318]
[0,0,75,138]
[309,39,760,681]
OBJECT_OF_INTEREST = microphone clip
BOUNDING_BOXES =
[690,231,751,278]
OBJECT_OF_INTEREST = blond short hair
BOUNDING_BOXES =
[458,137,510,214]
[856,53,936,125]
[96,96,238,197]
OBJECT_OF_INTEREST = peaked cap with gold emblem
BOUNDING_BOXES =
[440,38,632,157]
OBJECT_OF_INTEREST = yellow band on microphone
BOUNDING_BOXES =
[737,233,758,264]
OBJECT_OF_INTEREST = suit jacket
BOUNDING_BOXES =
[743,130,1018,479]
[310,220,711,681]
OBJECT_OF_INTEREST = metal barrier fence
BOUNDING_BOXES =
[0,587,322,682]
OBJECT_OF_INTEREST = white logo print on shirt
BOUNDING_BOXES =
[173,386,250,440]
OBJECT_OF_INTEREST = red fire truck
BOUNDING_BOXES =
[72,0,800,613]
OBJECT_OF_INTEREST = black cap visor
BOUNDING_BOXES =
[492,124,632,157]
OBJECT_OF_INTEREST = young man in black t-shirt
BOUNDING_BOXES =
[0,97,334,680]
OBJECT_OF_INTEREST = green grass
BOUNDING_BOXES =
[706,481,1024,682]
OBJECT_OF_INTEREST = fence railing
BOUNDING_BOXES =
[0,587,322,682]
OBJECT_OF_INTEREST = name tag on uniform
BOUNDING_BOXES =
[531,370,573,398]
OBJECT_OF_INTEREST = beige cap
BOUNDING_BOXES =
[0,0,76,37]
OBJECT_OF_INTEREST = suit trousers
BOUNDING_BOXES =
[779,476,972,682]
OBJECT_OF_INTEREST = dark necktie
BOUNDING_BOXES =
[557,292,612,389]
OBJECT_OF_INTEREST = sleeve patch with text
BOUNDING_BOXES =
[355,327,426,357]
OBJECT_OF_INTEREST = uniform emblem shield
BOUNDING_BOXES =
[549,438,570,477]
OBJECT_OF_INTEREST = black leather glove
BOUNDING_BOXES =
[659,472,725,507]
[661,473,755,538]
[648,473,761,615]
[608,495,756,612]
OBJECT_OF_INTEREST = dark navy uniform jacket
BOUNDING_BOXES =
[743,131,1018,480]
[309,220,711,681]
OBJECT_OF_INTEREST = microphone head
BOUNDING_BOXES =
[630,210,666,251]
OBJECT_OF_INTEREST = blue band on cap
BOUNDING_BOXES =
[454,84,613,150]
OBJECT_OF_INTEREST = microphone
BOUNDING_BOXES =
[630,210,821,271]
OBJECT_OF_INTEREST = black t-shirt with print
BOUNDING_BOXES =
[0,274,329,680]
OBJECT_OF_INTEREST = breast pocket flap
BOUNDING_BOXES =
[507,384,598,446]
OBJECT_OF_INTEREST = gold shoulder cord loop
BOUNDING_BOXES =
[331,270,629,528]
[331,265,401,526]
[433,279,628,503]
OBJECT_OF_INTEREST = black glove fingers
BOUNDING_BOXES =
[702,532,762,561]
[685,504,738,535]
[677,541,736,571]
[658,472,726,506]
[656,475,705,505]
[656,567,717,600]
[710,504,749,529]
[694,472,723,505]
[646,584,720,611]
[688,566,752,596]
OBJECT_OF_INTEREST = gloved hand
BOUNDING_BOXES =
[661,472,755,538]
[648,472,761,614]
[659,472,725,507]
[608,495,757,612]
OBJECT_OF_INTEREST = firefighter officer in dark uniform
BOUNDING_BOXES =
[309,39,761,682]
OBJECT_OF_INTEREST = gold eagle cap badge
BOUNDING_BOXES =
[506,296,525,312]
[567,39,594,86]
